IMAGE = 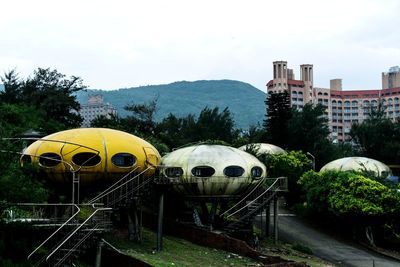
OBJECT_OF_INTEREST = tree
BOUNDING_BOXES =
[156,113,188,149]
[156,107,237,149]
[90,114,125,131]
[262,151,311,205]
[287,103,335,169]
[124,98,158,136]
[0,68,86,132]
[350,102,400,164]
[263,91,291,148]
[0,104,45,137]
[0,162,49,203]
[299,170,400,246]
[232,125,265,147]
[0,69,22,104]
[195,107,236,143]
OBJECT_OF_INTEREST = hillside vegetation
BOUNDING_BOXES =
[76,80,266,129]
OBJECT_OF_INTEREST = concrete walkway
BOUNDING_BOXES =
[257,209,400,267]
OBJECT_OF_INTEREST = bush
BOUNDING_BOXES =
[0,163,48,203]
[298,170,400,246]
[262,151,312,205]
[299,170,400,217]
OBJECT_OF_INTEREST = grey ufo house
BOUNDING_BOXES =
[160,144,267,197]
[238,143,286,156]
[320,156,392,177]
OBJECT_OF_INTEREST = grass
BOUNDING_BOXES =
[105,229,262,267]
[258,237,335,267]
[105,228,336,267]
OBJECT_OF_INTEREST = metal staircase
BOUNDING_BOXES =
[88,166,153,207]
[1,137,157,266]
[221,177,287,232]
[27,166,155,266]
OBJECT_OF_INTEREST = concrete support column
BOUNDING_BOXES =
[95,240,104,267]
[156,193,164,252]
[273,196,278,244]
[265,204,270,237]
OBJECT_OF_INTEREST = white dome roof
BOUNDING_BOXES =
[320,157,392,177]
[161,144,266,196]
[238,143,286,156]
[163,144,265,178]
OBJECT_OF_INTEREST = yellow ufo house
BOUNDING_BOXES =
[160,144,267,197]
[22,128,161,185]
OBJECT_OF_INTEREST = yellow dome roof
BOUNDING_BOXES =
[22,128,160,184]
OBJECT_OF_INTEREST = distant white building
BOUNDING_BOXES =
[80,95,117,127]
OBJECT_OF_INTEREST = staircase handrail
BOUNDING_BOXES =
[220,177,266,217]
[45,204,112,263]
[27,203,80,260]
[226,178,280,219]
[228,184,278,223]
[105,170,154,207]
[54,219,108,266]
[224,177,286,219]
[88,166,152,205]
[87,166,139,204]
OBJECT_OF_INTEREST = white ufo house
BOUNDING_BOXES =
[160,144,267,197]
[320,157,392,177]
[238,143,286,156]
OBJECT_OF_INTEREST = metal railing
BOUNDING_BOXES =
[222,177,287,228]
[220,177,266,217]
[46,205,112,267]
[26,204,81,261]
[1,203,78,225]
[88,166,153,207]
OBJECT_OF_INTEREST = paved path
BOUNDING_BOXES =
[257,210,400,267]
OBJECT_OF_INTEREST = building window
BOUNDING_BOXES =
[111,153,136,167]
[165,167,183,178]
[191,166,215,177]
[39,153,61,167]
[72,152,101,167]
[251,167,263,178]
[223,166,245,177]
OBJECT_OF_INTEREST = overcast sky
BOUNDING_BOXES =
[1,0,399,92]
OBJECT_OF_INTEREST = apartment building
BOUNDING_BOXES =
[266,61,400,142]
[80,94,117,127]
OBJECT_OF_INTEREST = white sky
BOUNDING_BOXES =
[1,0,399,92]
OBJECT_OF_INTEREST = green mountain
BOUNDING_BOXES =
[76,80,266,129]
